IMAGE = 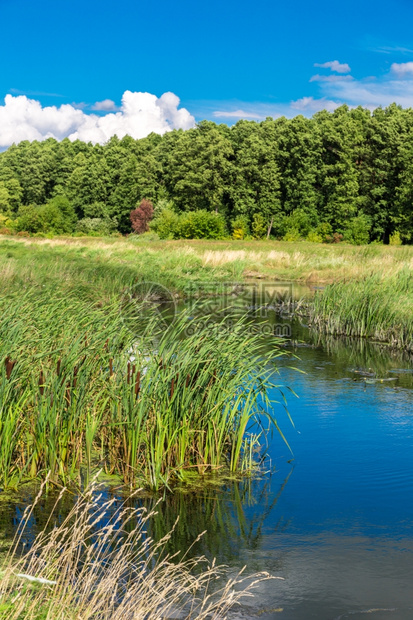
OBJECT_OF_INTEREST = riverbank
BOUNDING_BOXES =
[2,235,412,352]
[2,235,413,287]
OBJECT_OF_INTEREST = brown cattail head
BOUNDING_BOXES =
[39,371,45,396]
[104,339,109,352]
[56,358,61,377]
[5,357,16,381]
[127,362,131,384]
[135,371,141,398]
[186,374,191,388]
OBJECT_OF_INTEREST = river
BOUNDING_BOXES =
[1,282,413,619]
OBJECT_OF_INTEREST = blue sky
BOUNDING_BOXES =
[1,0,413,145]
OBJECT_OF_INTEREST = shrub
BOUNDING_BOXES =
[389,231,402,246]
[15,205,42,233]
[344,214,371,245]
[252,213,267,239]
[325,232,344,244]
[232,215,250,240]
[150,208,180,239]
[130,198,154,234]
[279,209,315,239]
[315,222,333,242]
[179,210,226,239]
[0,227,12,236]
[283,228,301,242]
[307,230,323,243]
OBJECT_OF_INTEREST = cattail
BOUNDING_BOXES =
[186,374,191,388]
[104,338,109,352]
[170,377,175,399]
[127,362,131,384]
[132,364,136,376]
[39,371,45,396]
[56,358,61,377]
[5,356,16,380]
[135,371,141,398]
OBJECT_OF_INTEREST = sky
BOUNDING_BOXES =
[1,0,413,146]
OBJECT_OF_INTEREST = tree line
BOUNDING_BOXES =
[0,103,413,243]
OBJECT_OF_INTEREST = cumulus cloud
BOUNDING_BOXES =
[391,61,413,76]
[91,99,118,111]
[0,91,195,148]
[314,60,351,74]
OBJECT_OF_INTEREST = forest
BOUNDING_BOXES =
[0,103,413,244]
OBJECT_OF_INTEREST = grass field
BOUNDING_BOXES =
[1,234,413,285]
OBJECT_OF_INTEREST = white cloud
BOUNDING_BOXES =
[91,99,118,111]
[213,109,264,120]
[0,91,195,148]
[391,62,413,76]
[310,74,353,83]
[290,96,341,113]
[314,60,351,74]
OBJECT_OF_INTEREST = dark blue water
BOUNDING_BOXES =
[1,295,413,619]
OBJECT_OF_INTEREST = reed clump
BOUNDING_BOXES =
[0,281,289,491]
[309,270,413,350]
[0,478,275,619]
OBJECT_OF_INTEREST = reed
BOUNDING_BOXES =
[0,281,290,491]
[0,478,275,619]
[309,269,413,350]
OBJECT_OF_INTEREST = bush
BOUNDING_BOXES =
[278,209,315,240]
[179,210,226,239]
[389,231,402,246]
[0,227,12,235]
[130,199,154,234]
[251,213,267,239]
[307,230,323,243]
[315,222,333,242]
[15,205,43,233]
[232,215,250,240]
[150,208,180,239]
[325,232,344,243]
[344,214,371,245]
[283,228,301,242]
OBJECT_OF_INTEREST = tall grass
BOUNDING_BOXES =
[0,280,289,490]
[310,270,413,350]
[0,478,275,619]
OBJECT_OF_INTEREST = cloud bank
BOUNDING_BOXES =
[0,91,195,147]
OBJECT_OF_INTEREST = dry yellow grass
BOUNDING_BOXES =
[0,478,276,619]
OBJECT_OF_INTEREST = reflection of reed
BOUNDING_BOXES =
[142,467,294,564]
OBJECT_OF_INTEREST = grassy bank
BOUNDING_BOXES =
[2,235,412,352]
[1,235,413,288]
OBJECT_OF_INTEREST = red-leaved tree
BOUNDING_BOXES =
[130,199,154,234]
